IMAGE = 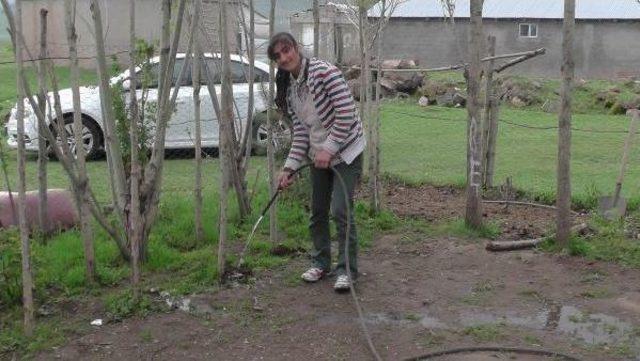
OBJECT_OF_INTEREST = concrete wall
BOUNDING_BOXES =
[20,0,242,69]
[374,18,640,79]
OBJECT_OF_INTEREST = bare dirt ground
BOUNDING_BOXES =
[29,184,640,361]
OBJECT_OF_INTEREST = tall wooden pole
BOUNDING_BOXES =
[192,0,204,244]
[66,0,96,283]
[14,0,36,336]
[36,8,49,237]
[556,0,575,245]
[465,0,484,229]
[369,0,386,215]
[267,0,278,243]
[313,0,319,58]
[482,35,497,189]
[219,0,234,278]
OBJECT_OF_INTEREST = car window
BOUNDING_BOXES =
[201,58,222,84]
[232,61,269,83]
[134,59,192,89]
[173,59,192,87]
[198,58,267,84]
[254,68,269,82]
[134,62,160,89]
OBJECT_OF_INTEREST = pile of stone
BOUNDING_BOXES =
[418,80,467,108]
[497,77,543,108]
[342,58,424,101]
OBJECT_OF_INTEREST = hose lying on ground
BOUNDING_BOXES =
[403,346,583,361]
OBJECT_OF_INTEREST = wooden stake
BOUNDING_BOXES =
[13,0,36,336]
[482,35,497,189]
[556,0,575,245]
[267,0,278,243]
[65,0,96,283]
[191,0,204,244]
[313,0,319,58]
[465,0,484,229]
[36,8,49,237]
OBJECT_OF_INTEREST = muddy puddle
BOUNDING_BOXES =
[358,304,639,357]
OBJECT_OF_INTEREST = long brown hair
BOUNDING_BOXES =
[267,32,300,114]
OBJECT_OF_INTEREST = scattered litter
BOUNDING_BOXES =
[178,298,191,312]
[90,319,103,326]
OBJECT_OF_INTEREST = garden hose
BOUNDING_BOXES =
[236,162,382,361]
[402,346,583,361]
[239,165,582,361]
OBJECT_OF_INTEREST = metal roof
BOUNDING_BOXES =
[369,0,640,20]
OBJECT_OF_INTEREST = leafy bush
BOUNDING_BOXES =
[0,228,22,308]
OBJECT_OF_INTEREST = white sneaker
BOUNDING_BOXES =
[301,268,326,282]
[333,275,352,291]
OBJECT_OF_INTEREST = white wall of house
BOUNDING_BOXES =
[19,0,264,69]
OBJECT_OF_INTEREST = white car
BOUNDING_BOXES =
[5,53,290,159]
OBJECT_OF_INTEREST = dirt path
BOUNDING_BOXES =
[33,185,640,361]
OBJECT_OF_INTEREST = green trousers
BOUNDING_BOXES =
[309,155,362,277]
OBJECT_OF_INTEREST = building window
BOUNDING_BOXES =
[519,23,538,38]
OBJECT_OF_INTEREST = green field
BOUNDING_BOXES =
[380,99,639,209]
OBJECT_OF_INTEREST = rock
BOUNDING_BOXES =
[381,59,417,70]
[37,304,55,317]
[342,66,361,81]
[395,74,424,94]
[90,319,103,326]
[418,96,430,107]
[396,92,410,99]
[511,96,527,107]
[452,92,466,107]
[436,92,455,107]
[542,99,560,113]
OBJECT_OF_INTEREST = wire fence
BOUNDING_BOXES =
[386,108,630,134]
[376,99,640,202]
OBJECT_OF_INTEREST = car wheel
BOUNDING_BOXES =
[52,116,103,160]
[251,110,292,156]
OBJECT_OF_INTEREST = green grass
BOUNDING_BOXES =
[462,323,506,342]
[540,213,640,268]
[380,99,640,209]
[0,155,404,355]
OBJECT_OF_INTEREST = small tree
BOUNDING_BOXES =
[65,0,96,283]
[10,0,36,336]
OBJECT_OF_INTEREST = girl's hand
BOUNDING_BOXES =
[314,149,332,169]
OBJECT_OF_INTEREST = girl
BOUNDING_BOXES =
[268,32,365,292]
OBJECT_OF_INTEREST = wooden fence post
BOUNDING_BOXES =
[482,35,498,189]
[556,0,576,245]
[465,0,485,229]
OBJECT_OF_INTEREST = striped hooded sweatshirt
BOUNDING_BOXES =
[283,57,365,171]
